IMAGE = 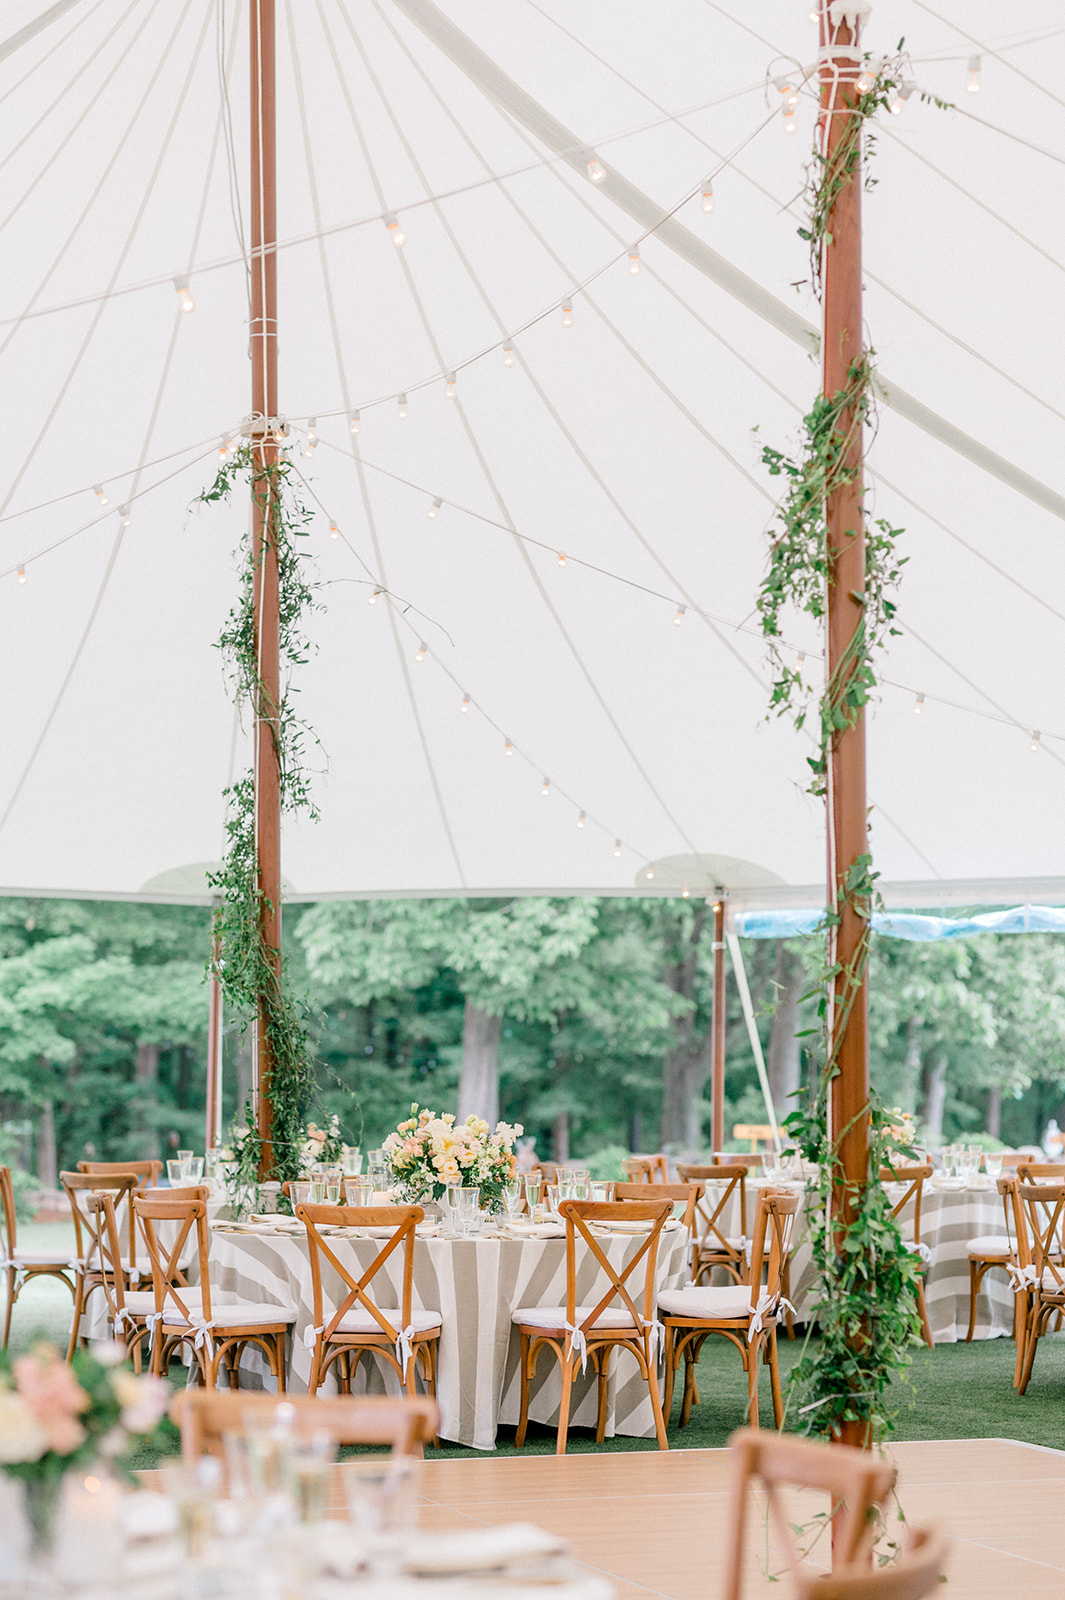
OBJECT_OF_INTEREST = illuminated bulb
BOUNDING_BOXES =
[889,94,902,115]
[785,113,797,133]
[701,181,714,214]
[385,212,405,246]
[303,417,318,457]
[503,343,515,368]
[460,694,470,712]
[329,521,339,540]
[966,53,981,93]
[119,504,132,527]
[415,642,427,661]
[368,588,381,605]
[557,552,566,567]
[504,739,514,757]
[561,301,573,328]
[174,277,194,312]
[913,693,924,715]
[673,605,685,626]
[1031,731,1041,753]
[397,394,408,420]
[541,777,551,797]
[586,157,606,184]
[93,484,109,506]
[785,90,799,111]
[218,438,229,460]
[613,840,622,857]
[808,7,819,20]
[350,410,361,435]
[428,497,442,519]
[645,866,655,880]
[577,812,586,829]
[796,651,805,668]
[445,372,457,399]
[628,249,641,276]
[17,566,26,584]
[682,887,690,898]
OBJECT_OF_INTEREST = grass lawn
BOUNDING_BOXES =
[6,1222,1064,1461]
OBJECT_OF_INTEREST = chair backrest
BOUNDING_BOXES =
[77,1159,162,1189]
[715,1151,765,1170]
[296,1203,422,1346]
[1017,1182,1065,1296]
[0,1166,17,1260]
[877,1164,933,1247]
[172,1390,440,1463]
[722,1426,898,1600]
[744,1189,799,1298]
[61,1170,139,1273]
[733,1124,782,1153]
[803,1525,950,1599]
[1016,1162,1065,1184]
[84,1191,132,1330]
[621,1154,670,1183]
[132,1188,213,1320]
[613,1180,704,1244]
[557,1198,672,1336]
[996,1174,1027,1267]
[677,1162,749,1250]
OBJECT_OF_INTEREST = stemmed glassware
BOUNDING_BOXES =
[523,1176,541,1217]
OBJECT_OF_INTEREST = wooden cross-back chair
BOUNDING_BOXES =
[660,1188,798,1430]
[60,1170,140,1359]
[77,1159,163,1189]
[613,1180,703,1245]
[621,1154,669,1183]
[83,1191,153,1370]
[1,1164,77,1350]
[511,1197,673,1454]
[676,1162,750,1287]
[134,1189,294,1389]
[722,1426,898,1600]
[1015,1181,1065,1395]
[733,1125,782,1154]
[877,1164,934,1348]
[803,1526,949,1600]
[965,1172,1020,1344]
[71,1164,160,1277]
[295,1202,441,1420]
[171,1390,440,1475]
[1016,1162,1065,1183]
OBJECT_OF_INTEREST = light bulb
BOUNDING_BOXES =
[785,90,799,111]
[613,840,622,857]
[119,504,132,527]
[428,497,442,519]
[808,7,819,20]
[303,418,317,457]
[16,566,26,584]
[682,887,690,899]
[218,439,229,460]
[557,552,566,567]
[397,394,408,420]
[913,693,924,715]
[541,777,551,797]
[460,694,470,712]
[93,484,109,506]
[561,301,573,328]
[415,642,427,661]
[329,522,339,540]
[350,410,361,435]
[796,651,805,668]
[673,605,685,626]
[502,343,515,368]
[369,588,381,605]
[645,866,654,881]
[385,212,405,246]
[1031,731,1041,753]
[586,157,606,184]
[785,114,797,133]
[174,277,194,312]
[445,373,456,399]
[628,250,641,275]
[701,182,714,214]
[504,739,514,757]
[577,812,586,829]
[966,54,981,93]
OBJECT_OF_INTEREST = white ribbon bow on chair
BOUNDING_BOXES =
[647,1318,666,1368]
[395,1325,416,1379]
[747,1294,796,1340]
[302,1323,325,1353]
[1008,1263,1039,1291]
[189,1314,214,1360]
[914,1242,932,1266]
[144,1310,165,1353]
[564,1322,588,1374]
[1,1261,26,1292]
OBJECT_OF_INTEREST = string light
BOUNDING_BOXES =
[328,521,339,540]
[966,53,981,93]
[368,588,381,605]
[349,411,361,435]
[119,504,132,527]
[218,438,229,460]
[561,301,573,328]
[628,249,641,276]
[856,72,870,93]
[796,651,805,668]
[808,7,820,20]
[784,108,797,133]
[913,693,924,715]
[504,739,514,756]
[397,394,408,420]
[428,497,442,519]
[173,277,194,313]
[460,694,470,712]
[384,212,405,246]
[557,552,566,567]
[16,566,26,584]
[681,887,691,898]
[673,605,685,626]
[502,343,515,368]
[577,812,586,828]
[645,866,655,880]
[586,157,606,184]
[541,777,551,797]
[892,81,914,115]
[1031,731,1041,753]
[304,418,318,457]
[700,180,715,214]
[92,484,109,506]
[613,840,622,857]
[415,642,427,661]
[445,373,457,399]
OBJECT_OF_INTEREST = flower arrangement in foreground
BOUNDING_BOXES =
[0,1341,171,1554]
[383,1105,522,1212]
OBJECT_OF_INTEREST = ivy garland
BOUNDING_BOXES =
[195,443,322,1189]
[757,55,935,1443]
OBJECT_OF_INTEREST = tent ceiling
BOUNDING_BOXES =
[1,0,1062,912]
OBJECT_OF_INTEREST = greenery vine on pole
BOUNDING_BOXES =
[757,52,936,1443]
[194,442,322,1193]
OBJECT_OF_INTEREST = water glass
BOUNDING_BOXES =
[545,1184,560,1215]
[502,1181,524,1219]
[166,1158,187,1185]
[589,1180,614,1202]
[343,1458,420,1574]
[284,1430,334,1524]
[554,1167,572,1188]
[569,1179,590,1201]
[184,1156,205,1182]
[345,1176,373,1207]
[439,1182,462,1238]
[984,1152,1003,1180]
[341,1146,363,1176]
[290,1180,312,1208]
[457,1186,481,1235]
[205,1149,222,1181]
[177,1149,193,1171]
[571,1168,590,1185]
[309,1169,327,1204]
[325,1168,342,1205]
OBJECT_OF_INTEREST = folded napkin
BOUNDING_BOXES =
[503,1222,565,1239]
[403,1522,568,1575]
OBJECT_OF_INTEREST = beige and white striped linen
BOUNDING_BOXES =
[209,1225,688,1450]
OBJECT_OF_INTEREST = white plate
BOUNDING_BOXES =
[402,1522,567,1575]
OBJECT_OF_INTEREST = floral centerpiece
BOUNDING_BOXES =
[297,1114,343,1176]
[220,1106,346,1215]
[0,1341,170,1561]
[383,1105,523,1213]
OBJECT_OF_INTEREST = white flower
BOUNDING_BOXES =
[0,1389,48,1464]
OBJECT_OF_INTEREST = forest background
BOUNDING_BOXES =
[3,894,1065,1192]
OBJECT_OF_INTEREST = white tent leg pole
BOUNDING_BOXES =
[726,933,782,1154]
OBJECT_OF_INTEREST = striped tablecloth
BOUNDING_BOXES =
[209,1225,689,1450]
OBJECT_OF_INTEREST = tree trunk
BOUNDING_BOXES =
[986,1084,1002,1141]
[767,942,804,1113]
[904,1016,923,1110]
[659,905,711,1152]
[457,1001,501,1125]
[551,1111,570,1164]
[134,1043,161,1159]
[36,1098,57,1190]
[921,1053,948,1137]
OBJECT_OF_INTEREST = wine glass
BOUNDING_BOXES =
[502,1181,524,1221]
[984,1152,1003,1180]
[523,1176,541,1216]
[325,1168,342,1204]
[309,1167,327,1204]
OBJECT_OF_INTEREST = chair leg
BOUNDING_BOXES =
[1013,1295,1029,1387]
[65,1275,86,1363]
[782,1259,795,1340]
[662,1325,677,1420]
[679,1341,697,1429]
[556,1351,575,1456]
[916,1280,934,1349]
[1016,1302,1041,1395]
[966,1259,983,1342]
[594,1346,610,1444]
[746,1336,760,1428]
[2,1267,14,1349]
[767,1327,784,1429]
[515,1333,532,1448]
[645,1339,669,1451]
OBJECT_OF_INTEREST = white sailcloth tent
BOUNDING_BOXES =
[1,0,1062,912]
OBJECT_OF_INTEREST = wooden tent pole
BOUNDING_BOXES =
[205,930,224,1149]
[249,0,281,1180]
[710,898,726,1155]
[819,5,871,1448]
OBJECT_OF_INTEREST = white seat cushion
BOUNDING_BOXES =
[334,1307,441,1336]
[698,1236,745,1254]
[164,1300,296,1330]
[123,1288,205,1314]
[11,1248,73,1266]
[658,1285,753,1320]
[967,1235,1011,1257]
[511,1305,638,1332]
